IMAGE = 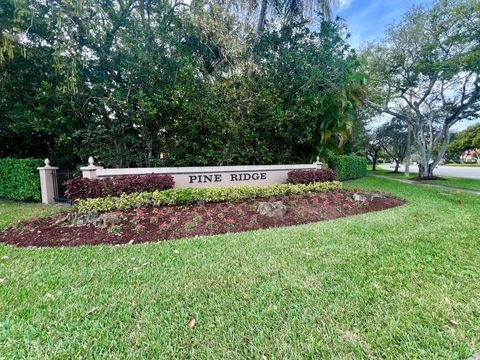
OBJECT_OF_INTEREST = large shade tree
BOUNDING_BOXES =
[0,0,362,167]
[362,0,480,178]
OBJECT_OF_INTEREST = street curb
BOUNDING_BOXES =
[466,349,480,360]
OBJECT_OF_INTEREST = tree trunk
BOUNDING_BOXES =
[256,0,268,36]
[394,159,400,173]
[369,147,379,171]
[405,121,411,176]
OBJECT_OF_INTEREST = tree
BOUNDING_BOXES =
[246,0,339,35]
[363,0,480,178]
[367,133,383,171]
[376,119,409,173]
[0,0,364,167]
[443,123,480,162]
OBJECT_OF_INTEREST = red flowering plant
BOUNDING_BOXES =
[159,222,170,231]
[342,201,351,210]
[130,208,146,225]
[224,217,235,227]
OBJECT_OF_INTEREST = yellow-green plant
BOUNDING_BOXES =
[76,181,341,213]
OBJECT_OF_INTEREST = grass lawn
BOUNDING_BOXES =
[1,177,479,358]
[369,168,480,191]
[0,201,66,230]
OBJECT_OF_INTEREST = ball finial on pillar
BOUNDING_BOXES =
[44,158,51,167]
[88,156,95,167]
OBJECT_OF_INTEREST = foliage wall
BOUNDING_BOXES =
[0,158,42,201]
[0,1,366,167]
[327,155,367,181]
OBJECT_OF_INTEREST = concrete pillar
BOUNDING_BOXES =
[37,159,58,204]
[81,156,102,179]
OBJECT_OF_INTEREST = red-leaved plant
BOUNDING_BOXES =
[65,174,174,200]
[287,169,337,185]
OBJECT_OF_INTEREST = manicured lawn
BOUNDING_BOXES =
[369,168,480,191]
[0,201,65,230]
[1,177,479,358]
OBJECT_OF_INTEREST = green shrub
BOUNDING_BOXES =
[76,181,342,212]
[0,158,43,201]
[327,155,367,181]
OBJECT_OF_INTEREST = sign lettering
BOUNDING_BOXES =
[188,172,267,184]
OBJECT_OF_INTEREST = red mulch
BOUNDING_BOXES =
[0,189,405,247]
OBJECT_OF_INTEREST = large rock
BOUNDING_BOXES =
[56,211,125,228]
[353,191,386,202]
[257,201,288,218]
[95,212,125,228]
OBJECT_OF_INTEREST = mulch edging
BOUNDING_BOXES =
[0,189,405,247]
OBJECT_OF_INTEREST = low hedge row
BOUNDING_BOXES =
[76,181,342,212]
[327,155,367,181]
[0,158,42,201]
[287,169,337,184]
[65,174,175,200]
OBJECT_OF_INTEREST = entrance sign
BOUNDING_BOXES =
[81,162,323,189]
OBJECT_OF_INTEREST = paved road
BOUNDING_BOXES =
[379,164,480,179]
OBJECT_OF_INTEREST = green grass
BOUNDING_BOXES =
[0,201,65,230]
[369,168,480,191]
[1,177,479,358]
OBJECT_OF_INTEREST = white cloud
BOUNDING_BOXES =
[338,0,353,10]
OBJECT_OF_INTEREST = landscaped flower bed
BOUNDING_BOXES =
[0,189,405,247]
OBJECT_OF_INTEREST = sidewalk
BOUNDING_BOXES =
[370,174,480,195]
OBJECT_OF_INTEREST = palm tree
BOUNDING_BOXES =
[254,0,339,34]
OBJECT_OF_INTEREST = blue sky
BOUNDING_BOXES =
[335,0,432,48]
[334,0,478,131]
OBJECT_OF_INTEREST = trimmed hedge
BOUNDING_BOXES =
[327,155,367,181]
[0,158,42,201]
[76,181,342,213]
[287,169,337,184]
[65,174,175,200]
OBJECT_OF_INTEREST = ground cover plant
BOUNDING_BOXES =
[369,168,480,191]
[0,189,403,247]
[0,176,479,358]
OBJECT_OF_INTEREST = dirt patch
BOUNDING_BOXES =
[0,189,405,247]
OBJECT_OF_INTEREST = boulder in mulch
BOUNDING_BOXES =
[257,201,288,218]
[353,191,386,202]
[55,212,125,228]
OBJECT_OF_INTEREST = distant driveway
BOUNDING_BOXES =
[379,164,480,179]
